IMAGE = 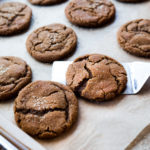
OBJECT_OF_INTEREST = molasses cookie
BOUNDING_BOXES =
[14,81,78,139]
[0,2,32,36]
[26,24,77,63]
[118,19,150,57]
[28,0,66,5]
[65,0,115,27]
[66,54,127,101]
[0,56,32,100]
[117,0,144,2]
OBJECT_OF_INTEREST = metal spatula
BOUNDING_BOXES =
[0,128,30,150]
[51,61,150,95]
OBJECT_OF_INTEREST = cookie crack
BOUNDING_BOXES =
[72,57,124,99]
[15,89,67,118]
[105,61,122,67]
[35,127,57,137]
[0,64,30,92]
[73,56,106,92]
[108,65,120,94]
[30,29,72,53]
[124,20,146,33]
[121,20,150,51]
[68,64,76,87]
[69,2,113,21]
[52,83,69,121]
[75,56,106,64]
[84,63,106,99]
[131,44,150,53]
[74,63,92,93]
[122,31,150,53]
[15,108,66,116]
[0,5,27,26]
[8,6,27,26]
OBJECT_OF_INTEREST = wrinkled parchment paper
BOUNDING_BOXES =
[0,0,150,149]
[126,124,150,150]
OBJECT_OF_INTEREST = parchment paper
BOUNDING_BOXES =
[126,123,150,150]
[0,0,150,149]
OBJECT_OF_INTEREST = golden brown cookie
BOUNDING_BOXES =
[14,81,78,139]
[0,2,32,36]
[26,24,77,63]
[0,56,32,100]
[66,54,127,101]
[28,0,66,5]
[65,0,115,27]
[118,19,150,57]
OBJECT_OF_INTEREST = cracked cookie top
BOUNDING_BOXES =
[66,54,127,101]
[118,19,150,57]
[26,24,77,63]
[65,0,115,27]
[0,2,32,35]
[28,0,66,5]
[14,81,78,138]
[0,56,32,100]
[117,0,144,2]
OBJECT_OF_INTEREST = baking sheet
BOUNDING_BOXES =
[0,114,46,150]
[0,0,150,149]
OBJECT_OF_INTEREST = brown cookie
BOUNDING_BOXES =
[0,2,32,36]
[26,24,77,63]
[28,0,66,5]
[65,0,115,27]
[118,19,150,57]
[14,81,78,139]
[66,54,127,101]
[0,56,32,100]
[117,0,144,2]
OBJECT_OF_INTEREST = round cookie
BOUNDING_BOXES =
[118,19,150,57]
[65,0,115,27]
[0,2,32,36]
[28,0,66,5]
[66,54,127,101]
[26,24,77,63]
[14,81,78,139]
[0,56,32,100]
